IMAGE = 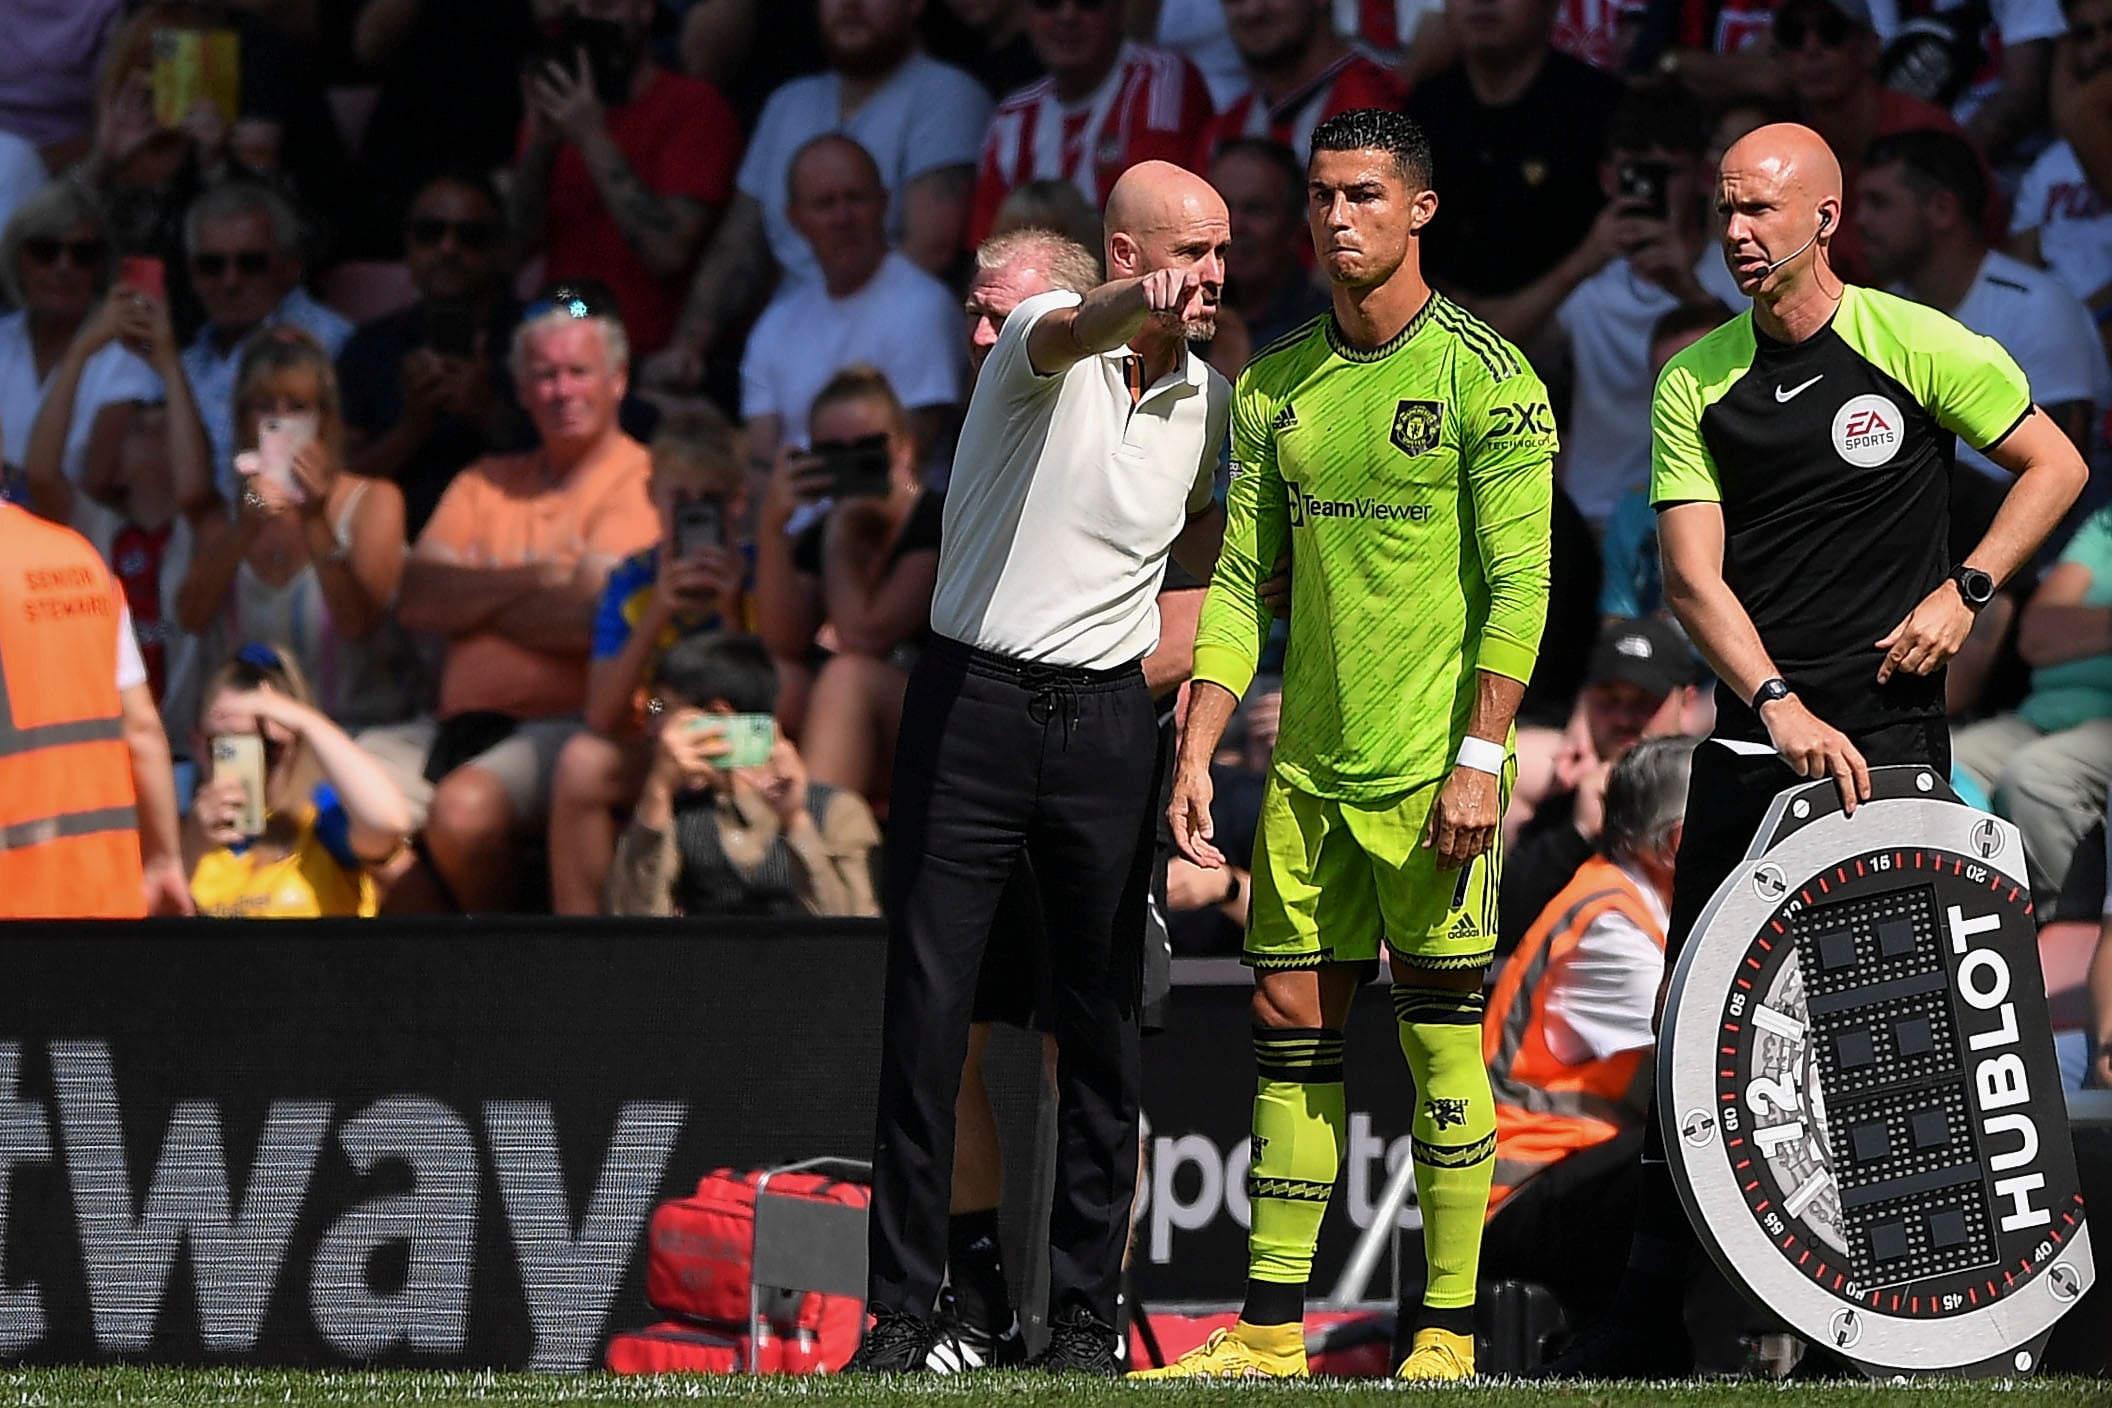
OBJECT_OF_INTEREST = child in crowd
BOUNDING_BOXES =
[19,286,216,751]
[184,643,413,917]
[606,633,878,918]
[547,405,754,914]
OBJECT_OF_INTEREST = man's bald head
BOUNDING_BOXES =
[1721,122,1842,206]
[788,133,885,204]
[1106,161,1228,248]
[787,134,888,294]
[1103,161,1230,341]
[1717,122,1844,298]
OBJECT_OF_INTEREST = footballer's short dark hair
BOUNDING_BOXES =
[1309,108,1434,191]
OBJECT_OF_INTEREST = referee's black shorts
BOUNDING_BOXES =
[1664,716,1953,961]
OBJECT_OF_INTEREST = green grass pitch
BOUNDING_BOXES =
[2,1370,2106,1406]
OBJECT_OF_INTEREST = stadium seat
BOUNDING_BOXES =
[321,260,417,322]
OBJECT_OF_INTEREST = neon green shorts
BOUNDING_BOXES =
[1242,765,1510,973]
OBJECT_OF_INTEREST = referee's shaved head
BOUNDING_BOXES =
[1722,121,1842,205]
[1718,121,1844,300]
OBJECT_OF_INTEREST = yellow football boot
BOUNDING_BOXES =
[1127,1321,1309,1379]
[1395,1327,1475,1382]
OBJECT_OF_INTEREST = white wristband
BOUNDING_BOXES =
[1455,735,1507,776]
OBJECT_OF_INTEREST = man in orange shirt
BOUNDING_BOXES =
[362,285,660,912]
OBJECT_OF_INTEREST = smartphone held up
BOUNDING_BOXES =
[245,411,319,504]
[209,733,267,839]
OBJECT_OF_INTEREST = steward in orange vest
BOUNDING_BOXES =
[0,504,149,917]
[1484,854,1666,1214]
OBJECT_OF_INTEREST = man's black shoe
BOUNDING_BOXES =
[930,1309,1025,1370]
[1028,1307,1120,1376]
[844,1305,938,1373]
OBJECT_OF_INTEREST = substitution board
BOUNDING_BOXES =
[1660,764,2093,1377]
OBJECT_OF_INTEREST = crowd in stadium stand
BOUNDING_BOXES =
[2,0,2110,1088]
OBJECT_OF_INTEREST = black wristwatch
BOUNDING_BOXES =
[1950,564,1996,611]
[1751,677,1793,711]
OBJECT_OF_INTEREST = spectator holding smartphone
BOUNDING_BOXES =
[506,0,742,359]
[1469,83,1741,529]
[178,181,352,492]
[176,327,413,732]
[339,172,518,537]
[19,281,218,749]
[184,643,413,917]
[548,404,752,913]
[606,632,880,917]
[753,366,941,805]
[0,183,164,488]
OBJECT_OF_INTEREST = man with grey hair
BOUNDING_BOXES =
[360,286,658,913]
[178,180,350,495]
[1473,733,1697,1326]
[962,226,1103,377]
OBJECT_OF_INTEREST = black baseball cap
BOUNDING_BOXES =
[1587,617,1689,701]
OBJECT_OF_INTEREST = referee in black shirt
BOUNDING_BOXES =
[1554,123,2088,1376]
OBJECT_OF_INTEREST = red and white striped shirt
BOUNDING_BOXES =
[968,42,1215,247]
[1196,49,1403,168]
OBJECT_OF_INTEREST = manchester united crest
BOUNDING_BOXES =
[1391,399,1444,457]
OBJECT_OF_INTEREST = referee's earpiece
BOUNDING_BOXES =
[1763,207,1832,274]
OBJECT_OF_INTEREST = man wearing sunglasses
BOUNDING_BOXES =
[964,0,1213,248]
[340,174,517,538]
[178,181,351,498]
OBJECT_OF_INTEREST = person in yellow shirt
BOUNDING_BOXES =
[185,643,413,917]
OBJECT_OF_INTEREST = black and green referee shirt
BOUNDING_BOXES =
[1650,284,2033,742]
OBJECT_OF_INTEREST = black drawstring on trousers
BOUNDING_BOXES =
[1020,663,1080,744]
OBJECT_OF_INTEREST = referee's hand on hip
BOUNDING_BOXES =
[1758,694,1872,815]
[1874,582,1976,684]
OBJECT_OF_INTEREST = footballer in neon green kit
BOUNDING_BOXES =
[1135,109,1554,1383]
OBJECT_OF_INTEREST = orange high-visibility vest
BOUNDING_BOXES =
[0,506,145,918]
[1483,855,1664,1216]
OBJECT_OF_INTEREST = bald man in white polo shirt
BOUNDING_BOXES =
[852,162,1233,1376]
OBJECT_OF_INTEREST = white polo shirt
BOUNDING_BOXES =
[930,289,1230,669]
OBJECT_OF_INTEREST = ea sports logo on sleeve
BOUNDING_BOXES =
[1832,394,1904,467]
